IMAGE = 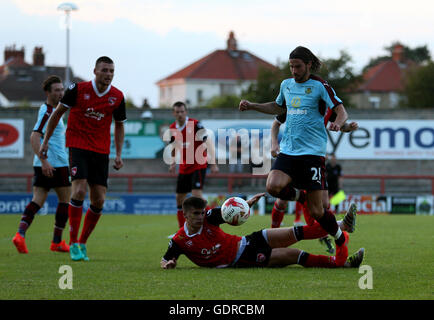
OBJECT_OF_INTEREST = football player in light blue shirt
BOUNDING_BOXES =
[239,46,354,266]
[12,76,71,254]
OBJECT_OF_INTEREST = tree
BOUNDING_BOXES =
[316,50,362,106]
[241,65,287,103]
[242,50,360,106]
[404,62,434,108]
[204,94,241,108]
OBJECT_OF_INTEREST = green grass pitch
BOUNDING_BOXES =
[0,213,433,300]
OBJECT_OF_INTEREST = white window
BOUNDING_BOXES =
[369,96,380,109]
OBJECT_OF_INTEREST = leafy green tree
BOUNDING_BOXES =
[242,50,360,106]
[404,62,434,108]
[317,50,362,106]
[204,94,241,108]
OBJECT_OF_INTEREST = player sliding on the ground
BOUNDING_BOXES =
[161,194,363,269]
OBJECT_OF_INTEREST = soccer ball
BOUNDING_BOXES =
[221,197,251,226]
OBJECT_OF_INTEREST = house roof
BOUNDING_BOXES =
[356,43,417,93]
[156,49,277,84]
[0,65,83,104]
[358,60,405,92]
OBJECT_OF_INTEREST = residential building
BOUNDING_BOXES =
[156,31,277,108]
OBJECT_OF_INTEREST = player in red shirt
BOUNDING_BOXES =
[39,56,126,262]
[167,101,218,229]
[161,194,364,269]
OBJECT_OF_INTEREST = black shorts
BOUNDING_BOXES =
[272,153,327,191]
[69,147,109,187]
[233,230,272,268]
[33,166,71,189]
[176,168,207,194]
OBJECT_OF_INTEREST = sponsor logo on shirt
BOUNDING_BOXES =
[290,97,301,108]
[288,109,307,115]
[85,107,105,121]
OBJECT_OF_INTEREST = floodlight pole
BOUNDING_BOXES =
[58,3,78,87]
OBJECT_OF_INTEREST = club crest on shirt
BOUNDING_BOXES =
[256,253,266,263]
[108,97,117,105]
[305,87,312,94]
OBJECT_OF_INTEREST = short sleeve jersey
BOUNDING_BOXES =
[275,75,342,157]
[163,208,242,268]
[169,117,208,174]
[60,80,127,154]
[32,103,69,167]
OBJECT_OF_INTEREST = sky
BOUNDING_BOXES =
[1,0,433,107]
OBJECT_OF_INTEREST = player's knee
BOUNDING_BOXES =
[266,182,281,197]
[72,188,87,201]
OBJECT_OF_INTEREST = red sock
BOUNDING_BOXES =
[294,201,303,222]
[302,202,316,226]
[271,201,286,228]
[78,208,101,244]
[299,251,337,268]
[302,222,328,239]
[68,201,83,244]
[177,209,185,228]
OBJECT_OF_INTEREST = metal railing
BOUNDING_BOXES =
[1,173,433,195]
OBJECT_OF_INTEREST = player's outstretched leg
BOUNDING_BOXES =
[335,231,349,266]
[344,248,365,268]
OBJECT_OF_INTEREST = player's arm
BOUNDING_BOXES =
[113,98,127,170]
[31,131,55,177]
[328,104,348,132]
[239,100,285,115]
[271,120,281,158]
[207,193,266,226]
[340,121,358,133]
[39,104,68,159]
[197,122,218,173]
[161,239,182,269]
[246,193,265,207]
[167,130,178,174]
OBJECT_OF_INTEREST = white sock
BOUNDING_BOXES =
[334,228,342,240]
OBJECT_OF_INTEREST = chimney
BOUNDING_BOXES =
[227,31,237,51]
[392,43,404,63]
[4,44,25,64]
[33,47,45,66]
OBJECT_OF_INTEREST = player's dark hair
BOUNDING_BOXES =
[42,75,62,92]
[289,46,322,73]
[95,56,114,67]
[172,101,187,110]
[183,197,207,212]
